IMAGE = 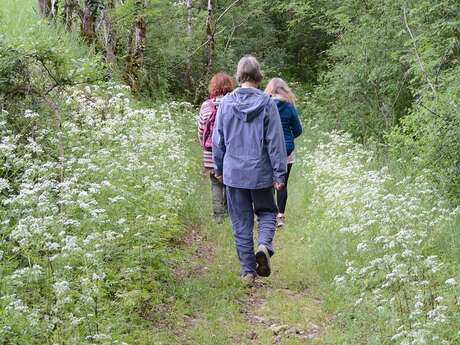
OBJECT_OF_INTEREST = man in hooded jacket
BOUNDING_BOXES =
[212,55,287,284]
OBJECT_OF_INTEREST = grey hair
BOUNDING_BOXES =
[235,55,263,84]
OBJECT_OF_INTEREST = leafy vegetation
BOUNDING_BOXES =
[299,130,460,344]
[0,82,199,343]
[1,3,199,343]
[0,0,459,344]
[301,0,460,201]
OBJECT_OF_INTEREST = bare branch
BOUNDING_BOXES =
[224,15,250,53]
[403,7,437,97]
[216,0,241,24]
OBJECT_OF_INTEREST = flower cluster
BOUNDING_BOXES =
[301,132,460,345]
[0,83,197,344]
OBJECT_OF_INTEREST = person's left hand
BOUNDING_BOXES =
[273,182,285,191]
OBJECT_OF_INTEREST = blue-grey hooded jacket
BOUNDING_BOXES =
[212,87,287,189]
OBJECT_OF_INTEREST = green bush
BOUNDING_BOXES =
[387,72,460,202]
[1,3,201,343]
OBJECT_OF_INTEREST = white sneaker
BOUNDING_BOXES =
[276,214,285,228]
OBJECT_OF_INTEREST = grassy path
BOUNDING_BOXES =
[154,166,331,344]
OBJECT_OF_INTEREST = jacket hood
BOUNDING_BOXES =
[227,87,271,122]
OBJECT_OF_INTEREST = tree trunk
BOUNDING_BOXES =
[187,0,193,37]
[125,1,147,93]
[102,1,117,72]
[63,0,77,30]
[134,19,147,64]
[206,0,215,76]
[185,0,194,89]
[38,0,57,19]
[80,1,97,44]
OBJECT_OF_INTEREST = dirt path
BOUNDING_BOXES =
[154,168,331,345]
[241,281,323,345]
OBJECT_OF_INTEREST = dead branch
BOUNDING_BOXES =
[403,7,437,97]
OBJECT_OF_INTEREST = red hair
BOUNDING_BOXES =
[208,73,235,99]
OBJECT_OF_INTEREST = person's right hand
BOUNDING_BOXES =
[273,182,285,191]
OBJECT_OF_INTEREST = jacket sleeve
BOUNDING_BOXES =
[290,105,303,138]
[212,104,225,176]
[265,101,287,184]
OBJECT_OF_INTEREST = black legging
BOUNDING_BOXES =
[276,163,292,213]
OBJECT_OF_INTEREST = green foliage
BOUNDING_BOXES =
[306,1,413,139]
[0,0,104,114]
[1,1,459,344]
[303,0,460,202]
[387,78,460,202]
[103,0,333,100]
[386,1,460,201]
[0,83,199,344]
[0,3,201,343]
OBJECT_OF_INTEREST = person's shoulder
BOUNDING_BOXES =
[284,102,298,114]
[272,97,291,110]
[224,88,238,99]
[219,90,236,107]
[200,99,213,112]
[281,101,294,109]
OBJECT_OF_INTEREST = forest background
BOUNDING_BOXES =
[3,0,458,200]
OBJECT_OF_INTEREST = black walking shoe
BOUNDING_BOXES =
[255,245,271,277]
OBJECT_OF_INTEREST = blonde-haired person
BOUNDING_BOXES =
[265,78,303,227]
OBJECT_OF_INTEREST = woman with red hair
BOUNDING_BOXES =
[198,73,235,223]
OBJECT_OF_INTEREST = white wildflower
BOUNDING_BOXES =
[445,278,456,287]
[53,281,70,296]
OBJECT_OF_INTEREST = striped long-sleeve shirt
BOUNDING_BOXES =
[198,97,222,169]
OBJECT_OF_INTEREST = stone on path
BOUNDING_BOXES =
[270,324,289,335]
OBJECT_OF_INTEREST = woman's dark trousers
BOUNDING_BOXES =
[276,163,293,213]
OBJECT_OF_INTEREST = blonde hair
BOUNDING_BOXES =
[265,78,297,105]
